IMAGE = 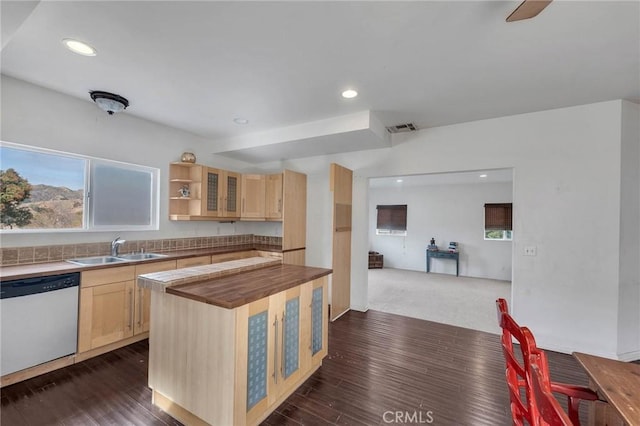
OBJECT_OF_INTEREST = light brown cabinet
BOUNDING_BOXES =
[169,163,241,220]
[176,255,211,268]
[78,261,178,353]
[134,260,176,334]
[202,168,241,219]
[148,275,329,426]
[265,174,283,220]
[169,163,304,228]
[241,174,266,220]
[78,266,137,352]
[169,162,204,220]
[282,170,307,265]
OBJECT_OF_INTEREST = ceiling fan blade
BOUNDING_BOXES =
[506,0,553,22]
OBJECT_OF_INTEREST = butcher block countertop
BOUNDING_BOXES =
[166,264,332,309]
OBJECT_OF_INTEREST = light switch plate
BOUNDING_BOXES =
[524,246,537,256]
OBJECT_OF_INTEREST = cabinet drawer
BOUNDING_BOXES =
[176,256,211,268]
[81,265,136,288]
[135,260,177,275]
[210,251,254,264]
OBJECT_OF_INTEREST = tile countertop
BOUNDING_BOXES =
[165,264,333,309]
[138,257,283,292]
[0,244,283,281]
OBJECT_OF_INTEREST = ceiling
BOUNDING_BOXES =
[369,168,513,188]
[2,1,639,163]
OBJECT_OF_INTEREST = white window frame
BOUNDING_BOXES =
[376,229,408,236]
[484,230,513,241]
[0,141,160,233]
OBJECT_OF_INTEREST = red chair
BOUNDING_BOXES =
[496,298,598,426]
[527,335,574,426]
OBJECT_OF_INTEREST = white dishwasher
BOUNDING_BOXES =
[1,272,79,376]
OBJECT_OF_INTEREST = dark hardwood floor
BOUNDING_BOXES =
[1,310,592,425]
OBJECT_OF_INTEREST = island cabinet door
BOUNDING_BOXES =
[276,285,305,398]
[240,296,275,426]
[309,276,329,367]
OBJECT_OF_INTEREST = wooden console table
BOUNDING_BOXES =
[426,250,459,276]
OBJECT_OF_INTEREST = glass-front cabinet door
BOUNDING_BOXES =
[222,171,241,218]
[202,167,222,217]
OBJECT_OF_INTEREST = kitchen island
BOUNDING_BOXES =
[138,260,332,426]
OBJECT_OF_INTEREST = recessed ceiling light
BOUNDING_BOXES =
[62,38,96,56]
[396,179,403,183]
[479,174,488,178]
[233,118,249,125]
[341,89,358,99]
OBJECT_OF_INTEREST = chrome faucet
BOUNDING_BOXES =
[111,237,126,257]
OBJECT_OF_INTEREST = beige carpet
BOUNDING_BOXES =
[367,268,511,334]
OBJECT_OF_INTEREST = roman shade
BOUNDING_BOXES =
[376,204,407,231]
[484,203,512,231]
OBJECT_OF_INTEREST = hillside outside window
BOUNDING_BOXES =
[0,141,159,232]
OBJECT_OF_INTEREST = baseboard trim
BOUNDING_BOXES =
[1,333,149,387]
[617,350,640,362]
[1,355,75,388]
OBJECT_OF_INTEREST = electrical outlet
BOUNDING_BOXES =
[524,246,537,256]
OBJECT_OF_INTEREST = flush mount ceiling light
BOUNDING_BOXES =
[62,38,96,56]
[89,91,129,115]
[233,118,249,125]
[479,174,488,178]
[341,89,358,99]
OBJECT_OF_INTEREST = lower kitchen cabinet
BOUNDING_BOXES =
[78,261,177,353]
[240,278,329,424]
[148,274,329,426]
[244,284,305,425]
[78,266,137,352]
[310,277,328,367]
[134,260,176,334]
[176,255,211,268]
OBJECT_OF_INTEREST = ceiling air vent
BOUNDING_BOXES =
[386,123,418,133]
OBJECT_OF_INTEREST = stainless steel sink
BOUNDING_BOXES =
[116,253,168,261]
[66,256,128,266]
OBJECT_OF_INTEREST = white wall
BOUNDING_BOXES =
[618,100,640,360]
[0,75,281,247]
[260,100,636,359]
[2,75,637,359]
[369,182,512,280]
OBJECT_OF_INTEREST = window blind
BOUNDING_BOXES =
[376,205,407,231]
[484,203,512,230]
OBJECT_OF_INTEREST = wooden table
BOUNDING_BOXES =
[573,352,640,426]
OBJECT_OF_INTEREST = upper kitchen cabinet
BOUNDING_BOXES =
[202,168,241,219]
[168,162,204,220]
[241,174,266,220]
[169,164,306,231]
[265,173,283,220]
[282,170,307,265]
[169,163,241,220]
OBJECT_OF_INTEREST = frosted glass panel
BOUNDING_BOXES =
[91,163,152,226]
[283,297,299,378]
[312,287,323,355]
[247,311,268,410]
